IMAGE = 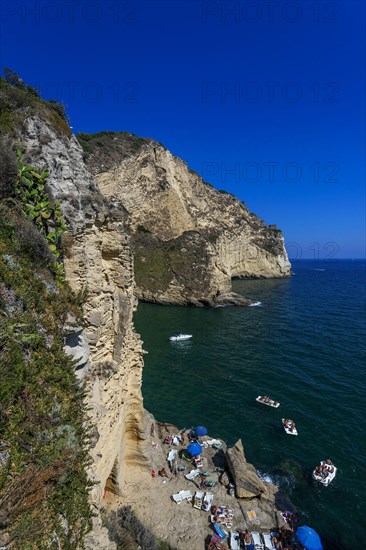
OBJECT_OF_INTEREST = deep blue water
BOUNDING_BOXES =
[134,260,366,549]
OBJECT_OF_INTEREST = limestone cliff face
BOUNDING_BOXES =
[13,112,290,546]
[17,117,150,546]
[88,139,291,306]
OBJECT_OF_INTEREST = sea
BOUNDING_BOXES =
[134,260,366,549]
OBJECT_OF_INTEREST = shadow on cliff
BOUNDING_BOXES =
[102,506,179,550]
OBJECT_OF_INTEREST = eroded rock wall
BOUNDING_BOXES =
[19,116,150,520]
[94,141,291,305]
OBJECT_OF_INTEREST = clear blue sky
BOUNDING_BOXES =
[0,0,364,258]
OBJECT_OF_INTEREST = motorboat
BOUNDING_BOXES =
[282,418,298,435]
[169,333,192,341]
[256,395,280,408]
[312,460,337,486]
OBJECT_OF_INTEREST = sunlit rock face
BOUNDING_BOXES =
[19,117,150,548]
[17,118,290,547]
[90,138,291,306]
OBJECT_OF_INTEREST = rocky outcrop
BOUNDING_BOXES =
[82,136,291,306]
[226,439,270,500]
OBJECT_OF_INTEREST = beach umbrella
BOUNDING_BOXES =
[194,426,208,436]
[187,442,202,456]
[296,525,323,550]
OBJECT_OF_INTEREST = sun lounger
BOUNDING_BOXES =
[262,533,276,549]
[230,531,241,550]
[193,490,204,509]
[214,522,228,539]
[167,449,178,462]
[184,468,200,480]
[251,532,264,549]
[202,491,213,511]
[171,490,192,504]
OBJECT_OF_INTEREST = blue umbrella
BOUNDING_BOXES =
[296,526,323,550]
[194,426,208,437]
[187,442,202,456]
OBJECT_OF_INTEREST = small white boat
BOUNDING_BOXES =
[282,418,298,436]
[249,301,262,307]
[312,460,337,486]
[169,333,192,341]
[256,395,280,408]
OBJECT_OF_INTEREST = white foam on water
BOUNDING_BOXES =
[256,471,276,484]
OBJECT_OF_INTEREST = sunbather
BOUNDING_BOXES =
[244,529,252,544]
[271,534,283,549]
[213,506,232,515]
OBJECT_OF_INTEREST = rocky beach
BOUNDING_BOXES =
[96,420,293,550]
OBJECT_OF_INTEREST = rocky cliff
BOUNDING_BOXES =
[0,79,150,546]
[19,117,151,527]
[1,76,291,547]
[79,133,291,306]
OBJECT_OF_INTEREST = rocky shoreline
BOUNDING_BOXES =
[98,420,295,550]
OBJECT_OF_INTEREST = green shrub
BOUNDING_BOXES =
[0,203,92,547]
[0,72,71,139]
[0,139,18,199]
[15,152,68,276]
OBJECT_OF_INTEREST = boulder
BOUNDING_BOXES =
[226,439,267,499]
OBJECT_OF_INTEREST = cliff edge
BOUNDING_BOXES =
[79,132,291,307]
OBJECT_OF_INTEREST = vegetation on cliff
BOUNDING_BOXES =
[0,145,92,547]
[77,131,151,175]
[0,69,71,141]
[133,231,215,304]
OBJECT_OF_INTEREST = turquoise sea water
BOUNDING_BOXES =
[134,260,366,549]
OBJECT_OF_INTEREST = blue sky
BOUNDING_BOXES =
[0,0,364,258]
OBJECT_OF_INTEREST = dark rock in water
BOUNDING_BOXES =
[213,291,251,307]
